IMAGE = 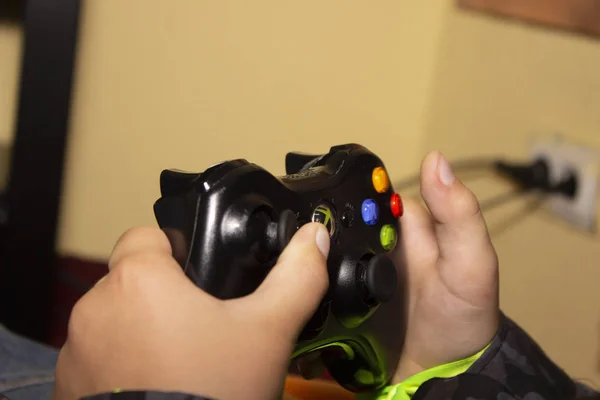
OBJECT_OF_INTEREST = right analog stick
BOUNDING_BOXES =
[363,254,397,304]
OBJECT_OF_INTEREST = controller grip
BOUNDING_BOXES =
[153,195,197,267]
[155,190,300,299]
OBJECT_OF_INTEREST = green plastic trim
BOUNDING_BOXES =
[356,343,490,400]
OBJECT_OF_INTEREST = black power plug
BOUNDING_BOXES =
[493,158,578,199]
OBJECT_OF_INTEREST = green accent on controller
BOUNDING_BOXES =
[354,369,376,386]
[292,341,355,361]
[380,224,397,251]
[292,338,388,390]
[312,204,336,236]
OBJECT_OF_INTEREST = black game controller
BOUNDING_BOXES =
[153,143,406,392]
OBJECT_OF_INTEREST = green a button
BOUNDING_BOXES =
[380,224,397,251]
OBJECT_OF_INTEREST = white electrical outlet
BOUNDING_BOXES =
[530,138,600,232]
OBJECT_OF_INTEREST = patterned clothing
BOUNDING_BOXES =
[408,314,598,399]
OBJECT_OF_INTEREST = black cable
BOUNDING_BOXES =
[487,194,546,238]
[390,154,585,237]
[393,156,578,202]
[493,158,578,199]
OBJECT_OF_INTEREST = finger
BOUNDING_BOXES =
[108,226,173,270]
[250,222,330,335]
[398,196,437,255]
[419,151,497,268]
[393,196,438,276]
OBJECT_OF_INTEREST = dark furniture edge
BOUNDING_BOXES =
[0,0,82,343]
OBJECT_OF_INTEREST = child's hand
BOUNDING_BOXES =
[52,223,331,400]
[391,151,500,383]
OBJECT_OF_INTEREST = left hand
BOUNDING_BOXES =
[390,151,501,382]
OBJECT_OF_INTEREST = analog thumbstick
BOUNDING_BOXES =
[266,209,298,252]
[363,254,397,304]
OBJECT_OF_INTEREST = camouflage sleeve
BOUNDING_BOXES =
[412,313,600,399]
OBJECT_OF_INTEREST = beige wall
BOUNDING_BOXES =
[0,22,21,144]
[0,22,21,188]
[58,0,449,260]
[423,7,600,386]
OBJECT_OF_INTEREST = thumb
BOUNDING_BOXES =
[420,151,498,273]
[250,222,330,334]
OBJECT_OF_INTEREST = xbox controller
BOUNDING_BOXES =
[153,143,406,392]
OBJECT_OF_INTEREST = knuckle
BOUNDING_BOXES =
[257,307,297,343]
[419,184,428,202]
[110,256,145,285]
[306,265,329,295]
[114,226,167,249]
[110,252,177,292]
[288,248,329,293]
[67,295,92,343]
[487,244,499,267]
[455,186,481,218]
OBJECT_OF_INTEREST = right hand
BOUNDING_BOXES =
[53,222,331,400]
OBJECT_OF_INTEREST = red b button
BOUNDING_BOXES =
[390,193,403,218]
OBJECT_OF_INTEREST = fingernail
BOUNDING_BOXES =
[315,224,330,259]
[438,153,455,186]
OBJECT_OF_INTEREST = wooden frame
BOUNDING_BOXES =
[458,0,600,38]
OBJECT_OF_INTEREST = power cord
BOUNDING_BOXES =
[493,158,578,199]
[393,156,579,212]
